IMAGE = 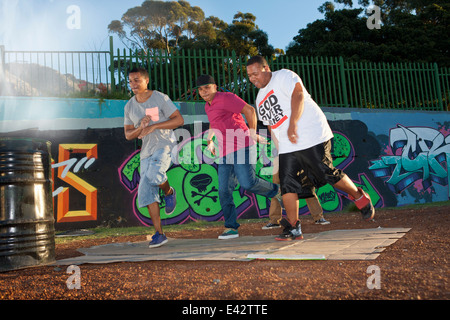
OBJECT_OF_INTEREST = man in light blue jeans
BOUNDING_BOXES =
[138,147,173,208]
[124,67,184,248]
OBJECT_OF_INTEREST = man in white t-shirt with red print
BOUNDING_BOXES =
[246,56,375,241]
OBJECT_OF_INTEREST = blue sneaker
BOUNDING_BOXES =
[165,187,176,215]
[148,231,168,248]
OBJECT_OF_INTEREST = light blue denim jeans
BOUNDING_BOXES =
[218,145,278,230]
[138,147,172,208]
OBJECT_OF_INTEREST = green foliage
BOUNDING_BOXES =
[286,0,450,67]
[65,88,131,100]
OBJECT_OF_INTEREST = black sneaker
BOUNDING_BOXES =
[275,218,303,241]
[262,222,281,230]
[314,218,330,225]
[361,203,375,221]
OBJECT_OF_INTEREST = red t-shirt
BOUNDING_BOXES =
[205,92,255,157]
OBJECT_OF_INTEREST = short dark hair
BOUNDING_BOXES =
[128,67,149,79]
[247,56,268,67]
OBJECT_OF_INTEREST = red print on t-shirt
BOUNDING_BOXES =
[258,89,287,129]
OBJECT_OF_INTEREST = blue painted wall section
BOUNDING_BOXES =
[1,97,449,230]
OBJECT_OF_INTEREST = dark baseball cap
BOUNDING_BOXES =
[196,74,216,87]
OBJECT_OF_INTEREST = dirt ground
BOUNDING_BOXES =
[0,204,448,303]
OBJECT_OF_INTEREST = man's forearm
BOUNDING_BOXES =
[242,104,258,135]
[290,84,304,126]
[124,126,143,141]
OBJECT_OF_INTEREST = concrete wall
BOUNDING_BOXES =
[1,97,449,230]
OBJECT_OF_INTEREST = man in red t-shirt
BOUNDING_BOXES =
[196,74,279,240]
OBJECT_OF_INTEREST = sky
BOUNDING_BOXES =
[0,0,338,53]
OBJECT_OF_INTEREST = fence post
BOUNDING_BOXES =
[109,36,115,93]
[433,63,444,111]
[339,56,349,107]
[232,50,238,94]
[0,45,4,67]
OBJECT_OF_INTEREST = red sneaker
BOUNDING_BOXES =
[350,187,375,221]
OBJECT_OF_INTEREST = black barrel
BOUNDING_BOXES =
[0,138,55,272]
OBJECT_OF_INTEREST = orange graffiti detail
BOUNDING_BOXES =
[56,144,98,223]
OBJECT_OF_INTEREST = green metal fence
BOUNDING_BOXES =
[111,46,449,111]
[111,47,250,102]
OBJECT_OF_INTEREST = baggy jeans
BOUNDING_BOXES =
[218,145,278,230]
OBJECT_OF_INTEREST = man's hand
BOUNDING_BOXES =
[206,140,216,156]
[138,124,156,139]
[140,115,151,129]
[287,124,298,144]
[250,132,268,144]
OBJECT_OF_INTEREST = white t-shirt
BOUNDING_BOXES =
[255,69,334,154]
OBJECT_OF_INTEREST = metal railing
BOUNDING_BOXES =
[1,37,448,111]
[111,47,247,102]
[0,46,111,97]
[111,49,449,111]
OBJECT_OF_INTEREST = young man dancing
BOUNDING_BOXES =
[246,56,375,241]
[124,67,184,247]
[196,74,280,239]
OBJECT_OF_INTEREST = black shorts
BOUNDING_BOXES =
[279,140,345,198]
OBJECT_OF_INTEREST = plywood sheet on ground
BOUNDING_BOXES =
[54,227,410,265]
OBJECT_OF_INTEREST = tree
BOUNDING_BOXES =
[286,0,449,66]
[221,12,275,56]
[108,1,277,57]
[177,16,229,50]
[108,0,204,54]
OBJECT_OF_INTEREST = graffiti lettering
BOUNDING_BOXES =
[53,144,98,223]
[52,157,96,197]
[370,125,450,196]
[319,190,337,203]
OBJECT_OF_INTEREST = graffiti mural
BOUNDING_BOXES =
[2,121,389,230]
[370,125,450,202]
[119,129,384,226]
[118,137,262,226]
[9,94,449,230]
